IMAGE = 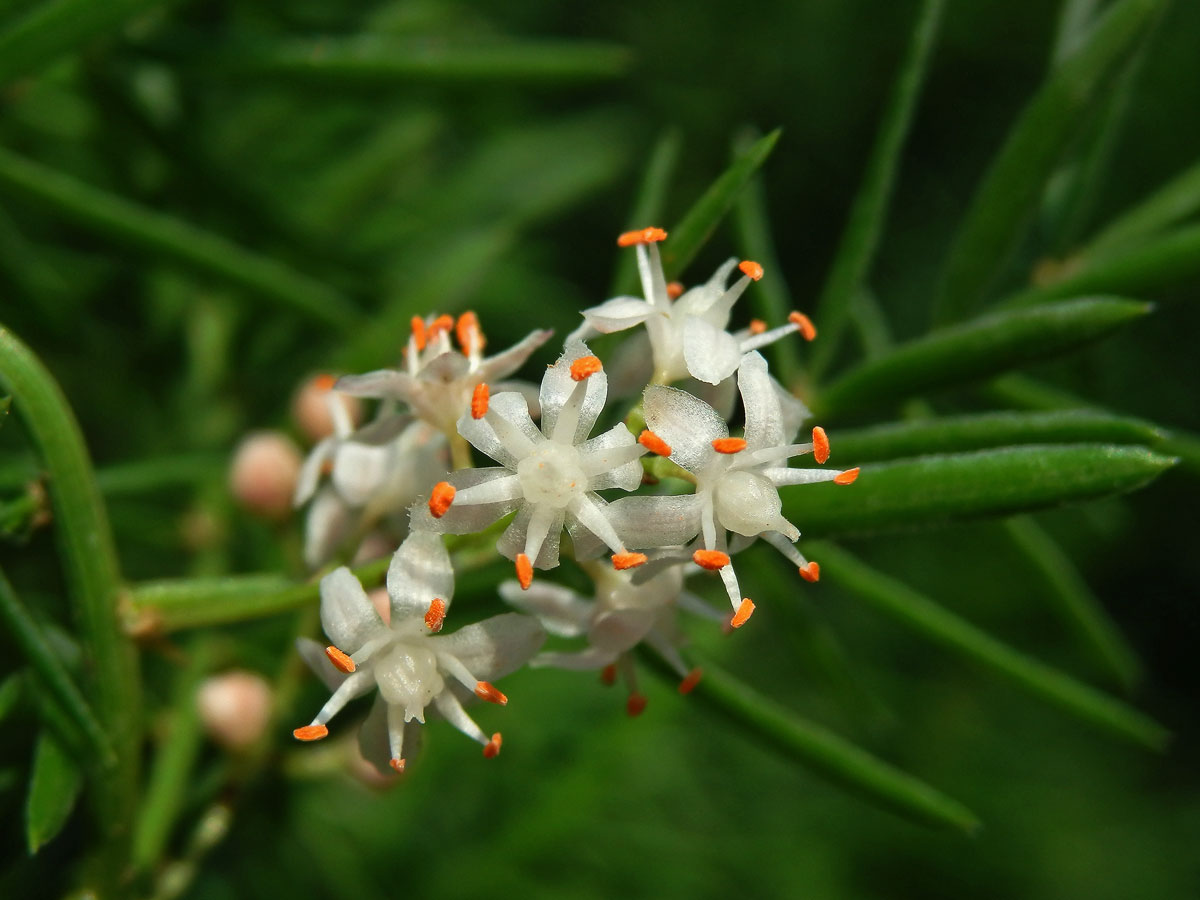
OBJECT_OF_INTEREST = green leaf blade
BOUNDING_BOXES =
[1085,156,1200,256]
[26,732,83,854]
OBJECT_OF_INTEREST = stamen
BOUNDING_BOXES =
[475,682,508,705]
[429,482,456,518]
[798,561,820,583]
[738,260,764,281]
[612,551,648,570]
[292,724,329,741]
[712,437,747,454]
[666,281,685,299]
[569,355,603,381]
[692,549,731,570]
[410,316,427,351]
[516,553,533,590]
[678,668,703,695]
[483,732,503,758]
[834,467,860,485]
[424,598,446,633]
[324,646,355,673]
[812,426,830,464]
[749,319,767,335]
[389,758,406,773]
[427,314,455,341]
[788,311,817,341]
[730,598,756,628]
[313,373,336,391]
[471,382,489,419]
[626,693,648,717]
[600,664,617,686]
[638,429,672,456]
[456,311,484,354]
[617,226,668,247]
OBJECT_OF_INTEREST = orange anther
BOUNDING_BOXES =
[456,311,484,354]
[600,664,617,686]
[638,429,672,456]
[798,561,820,583]
[428,481,456,518]
[389,757,407,773]
[324,645,355,673]
[471,382,489,419]
[749,319,767,335]
[738,260,764,281]
[516,553,533,590]
[475,681,508,705]
[292,724,329,742]
[788,311,817,341]
[410,316,427,351]
[483,732,503,758]
[692,549,731,570]
[427,314,455,340]
[617,226,668,247]
[812,426,830,465]
[626,693,648,717]
[712,437,747,454]
[569,355,603,381]
[424,598,446,633]
[678,668,703,695]
[612,551,648,570]
[834,467,860,485]
[666,281,685,300]
[730,598,756,628]
[313,373,337,391]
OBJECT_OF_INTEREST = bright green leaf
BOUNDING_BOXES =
[26,732,82,854]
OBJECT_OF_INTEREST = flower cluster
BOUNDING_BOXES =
[289,227,858,771]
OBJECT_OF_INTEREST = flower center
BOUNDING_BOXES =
[714,469,783,537]
[516,442,587,507]
[373,640,445,722]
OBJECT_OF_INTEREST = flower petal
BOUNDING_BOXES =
[643,384,726,474]
[580,296,656,333]
[498,580,592,637]
[683,316,742,385]
[603,493,704,548]
[336,369,420,402]
[303,486,356,569]
[331,439,393,506]
[477,329,555,383]
[457,390,541,468]
[296,636,349,691]
[387,531,455,620]
[496,503,564,568]
[409,468,522,535]
[587,608,657,655]
[294,437,335,506]
[540,342,607,445]
[435,613,547,682]
[319,566,386,652]
[737,351,785,451]
[578,423,644,491]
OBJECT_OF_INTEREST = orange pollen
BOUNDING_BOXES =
[516,553,533,590]
[612,551,648,570]
[424,598,446,633]
[428,481,456,518]
[834,467,860,485]
[666,281,685,299]
[789,311,817,341]
[812,426,830,464]
[427,314,455,340]
[313,373,337,391]
[692,549,731,570]
[627,693,648,717]
[569,355,603,381]
[471,382,490,419]
[712,437,748,454]
[600,664,617,686]
[455,311,484,353]
[324,645,355,673]
[730,598,756,629]
[475,681,508,705]
[410,316,427,351]
[389,757,406,773]
[739,260,764,281]
[292,724,328,742]
[617,226,668,247]
[638,429,672,456]
[678,668,703,695]
[749,319,767,335]
[483,732,503,758]
[799,561,821,583]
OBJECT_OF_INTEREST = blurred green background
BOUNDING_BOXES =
[1,0,1198,897]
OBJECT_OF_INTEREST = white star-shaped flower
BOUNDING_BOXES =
[292,531,545,772]
[568,227,817,385]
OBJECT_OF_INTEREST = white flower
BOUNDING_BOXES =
[605,351,860,627]
[499,561,727,715]
[292,531,545,772]
[335,312,553,437]
[410,342,651,588]
[568,227,817,385]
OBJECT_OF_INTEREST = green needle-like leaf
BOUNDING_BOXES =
[0,673,22,722]
[810,0,946,378]
[785,445,1175,538]
[1085,156,1200,256]
[653,658,980,832]
[830,410,1162,464]
[0,147,360,330]
[933,0,1162,323]
[816,297,1149,418]
[611,128,682,296]
[0,395,9,429]
[812,543,1168,750]
[660,129,781,280]
[26,732,83,854]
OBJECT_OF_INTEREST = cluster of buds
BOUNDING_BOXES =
[286,227,858,773]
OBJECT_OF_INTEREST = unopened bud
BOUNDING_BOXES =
[229,431,303,521]
[292,374,363,443]
[197,671,273,751]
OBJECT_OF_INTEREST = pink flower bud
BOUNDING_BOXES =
[197,671,273,751]
[292,374,363,443]
[229,431,302,521]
